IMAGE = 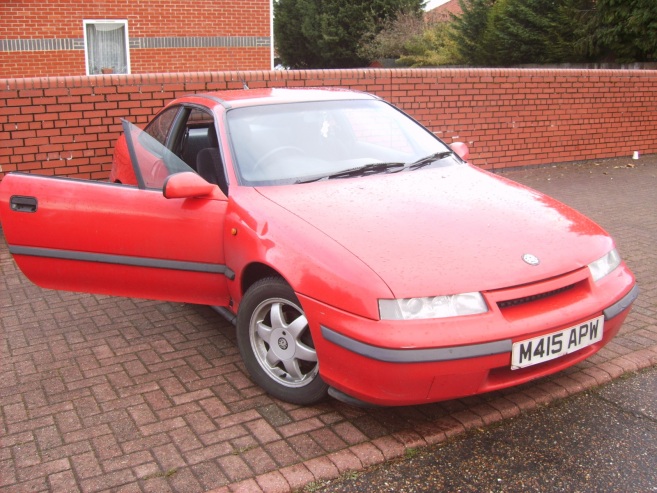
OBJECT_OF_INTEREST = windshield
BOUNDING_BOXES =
[226,100,455,186]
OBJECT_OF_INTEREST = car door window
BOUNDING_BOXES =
[123,120,195,190]
[122,106,226,193]
[144,106,180,146]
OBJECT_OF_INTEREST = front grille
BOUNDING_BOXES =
[497,284,576,310]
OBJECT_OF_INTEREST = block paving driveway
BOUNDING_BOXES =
[1,156,656,492]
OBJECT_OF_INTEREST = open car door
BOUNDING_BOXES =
[0,121,231,307]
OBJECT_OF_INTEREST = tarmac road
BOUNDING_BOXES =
[317,363,657,492]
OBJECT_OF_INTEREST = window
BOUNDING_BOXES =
[145,107,181,146]
[84,20,130,75]
[123,121,195,190]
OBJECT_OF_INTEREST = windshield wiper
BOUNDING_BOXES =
[405,151,454,170]
[296,153,453,184]
[329,162,406,179]
[297,162,405,183]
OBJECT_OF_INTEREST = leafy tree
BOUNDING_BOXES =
[396,20,462,66]
[274,0,323,68]
[450,0,495,65]
[274,0,426,68]
[357,9,426,61]
[450,0,599,66]
[483,0,595,65]
[585,0,657,62]
[276,0,657,68]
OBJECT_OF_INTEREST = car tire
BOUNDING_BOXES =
[236,277,328,405]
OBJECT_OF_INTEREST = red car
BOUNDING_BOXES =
[0,88,638,406]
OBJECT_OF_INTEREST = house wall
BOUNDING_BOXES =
[0,0,271,78]
[1,68,656,181]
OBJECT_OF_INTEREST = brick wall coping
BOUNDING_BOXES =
[4,67,657,89]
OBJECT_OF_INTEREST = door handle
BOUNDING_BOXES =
[10,195,38,213]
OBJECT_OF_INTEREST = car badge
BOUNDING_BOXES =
[522,254,540,266]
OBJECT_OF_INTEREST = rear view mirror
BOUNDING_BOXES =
[163,172,216,199]
[450,142,470,161]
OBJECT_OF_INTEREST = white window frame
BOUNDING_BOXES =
[83,19,131,76]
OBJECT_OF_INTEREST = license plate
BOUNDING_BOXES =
[511,315,604,369]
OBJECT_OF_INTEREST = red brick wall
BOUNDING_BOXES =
[129,49,271,74]
[0,0,271,78]
[1,68,656,182]
[0,52,87,79]
[1,0,270,39]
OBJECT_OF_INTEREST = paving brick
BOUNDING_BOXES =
[12,441,40,469]
[104,450,154,473]
[47,469,81,492]
[16,457,71,482]
[304,455,340,482]
[199,397,231,419]
[139,417,187,437]
[169,426,205,453]
[70,451,102,479]
[255,471,289,493]
[263,440,302,468]
[79,469,136,493]
[34,424,63,451]
[91,433,123,461]
[451,409,486,430]
[189,460,230,491]
[468,403,504,426]
[308,427,348,453]
[331,421,369,445]
[185,410,219,436]
[278,463,315,491]
[186,442,234,466]
[227,478,259,492]
[0,458,17,487]
[241,446,279,475]
[244,419,282,444]
[287,434,325,461]
[581,366,615,386]
[199,424,249,447]
[217,454,253,483]
[326,449,363,474]
[390,429,428,449]
[521,384,556,407]
[489,396,520,419]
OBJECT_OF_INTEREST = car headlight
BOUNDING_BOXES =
[379,292,488,320]
[588,248,622,282]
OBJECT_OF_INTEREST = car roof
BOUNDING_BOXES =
[181,87,380,109]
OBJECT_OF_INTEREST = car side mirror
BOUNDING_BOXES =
[163,172,216,199]
[450,142,470,161]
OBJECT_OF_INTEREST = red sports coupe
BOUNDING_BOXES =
[0,88,638,406]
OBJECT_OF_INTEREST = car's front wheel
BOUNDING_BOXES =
[236,277,328,405]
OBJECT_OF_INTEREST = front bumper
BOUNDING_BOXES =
[300,266,637,406]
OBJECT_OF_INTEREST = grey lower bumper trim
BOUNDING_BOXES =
[328,387,380,408]
[603,284,639,320]
[320,325,512,364]
[9,245,235,279]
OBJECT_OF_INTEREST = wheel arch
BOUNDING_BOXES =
[240,261,286,296]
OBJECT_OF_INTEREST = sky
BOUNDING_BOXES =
[425,0,451,10]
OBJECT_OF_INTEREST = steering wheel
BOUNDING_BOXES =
[254,146,305,171]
